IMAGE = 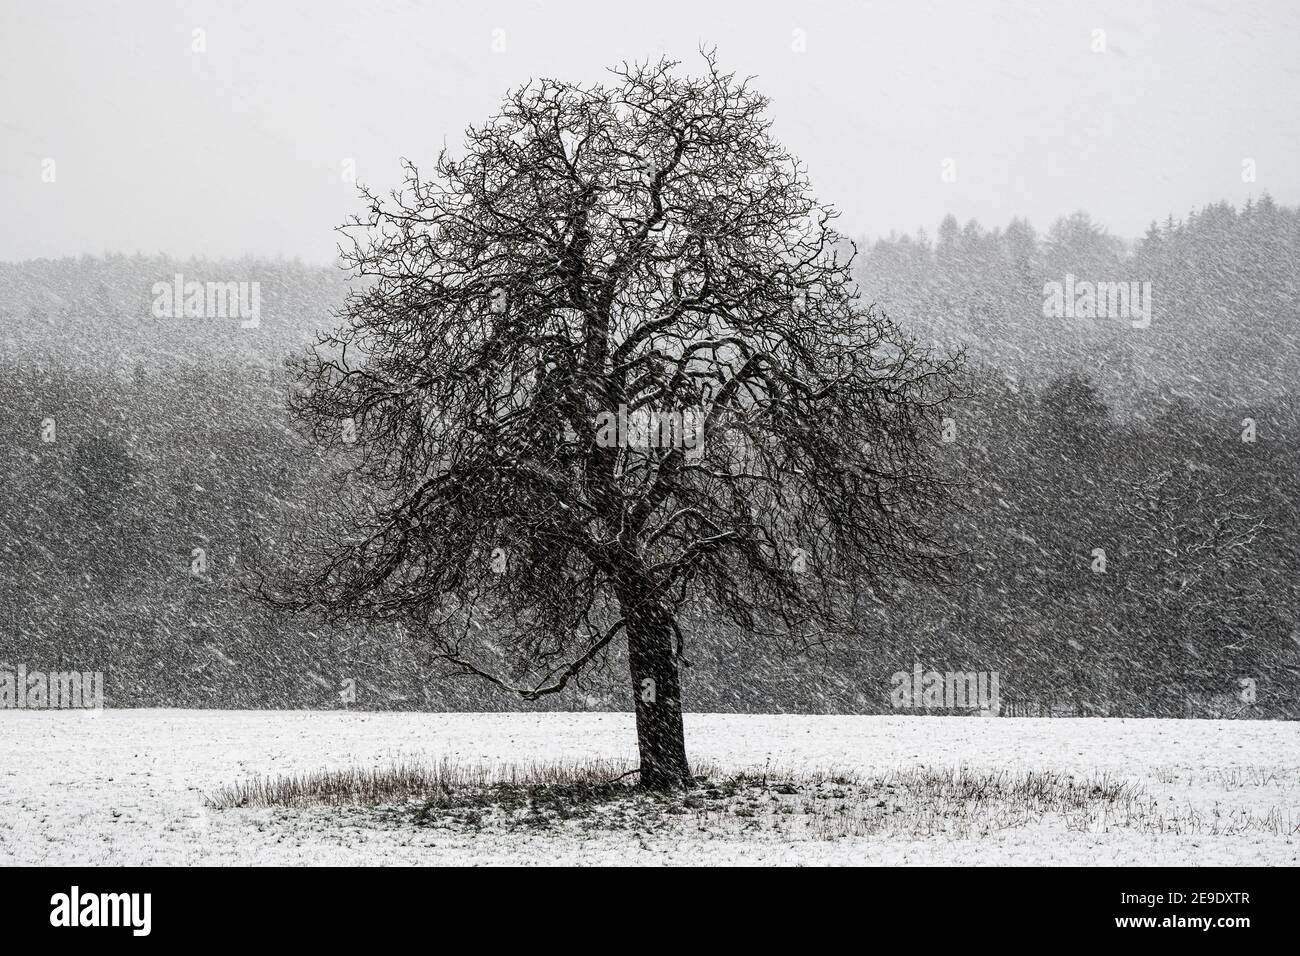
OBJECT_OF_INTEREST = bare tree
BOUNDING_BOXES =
[279,54,958,789]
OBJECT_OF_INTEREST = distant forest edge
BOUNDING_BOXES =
[1,196,1298,715]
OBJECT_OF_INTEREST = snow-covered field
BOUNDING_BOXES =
[1,710,1296,865]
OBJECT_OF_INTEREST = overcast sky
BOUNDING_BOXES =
[3,0,1298,262]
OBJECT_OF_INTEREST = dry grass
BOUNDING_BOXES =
[206,760,1299,841]
[205,757,649,809]
[1152,766,1295,790]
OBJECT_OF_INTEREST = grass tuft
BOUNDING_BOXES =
[206,760,1299,840]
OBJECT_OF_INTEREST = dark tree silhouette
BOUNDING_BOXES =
[280,54,957,788]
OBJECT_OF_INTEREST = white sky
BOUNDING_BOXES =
[2,0,1298,261]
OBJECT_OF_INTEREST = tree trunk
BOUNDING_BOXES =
[620,592,692,790]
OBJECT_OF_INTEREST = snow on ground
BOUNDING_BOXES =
[1,710,1297,865]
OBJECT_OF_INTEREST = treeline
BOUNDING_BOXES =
[896,370,1299,716]
[857,194,1300,413]
[0,197,1297,714]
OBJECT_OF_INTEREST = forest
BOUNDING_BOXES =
[1,196,1296,716]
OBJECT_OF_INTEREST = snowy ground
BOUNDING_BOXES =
[1,710,1296,865]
